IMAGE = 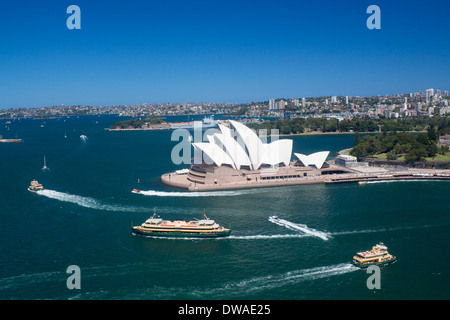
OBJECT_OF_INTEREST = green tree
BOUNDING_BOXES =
[405,148,427,162]
[354,132,361,146]
[427,125,437,142]
[386,151,397,160]
[426,144,438,158]
[416,133,430,146]
[350,144,367,161]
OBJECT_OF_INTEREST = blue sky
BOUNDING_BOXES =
[0,0,449,108]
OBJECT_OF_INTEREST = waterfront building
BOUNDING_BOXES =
[161,120,341,191]
[294,152,330,169]
[335,155,357,167]
[161,120,450,191]
[193,120,293,171]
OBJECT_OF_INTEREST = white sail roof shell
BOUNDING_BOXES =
[217,124,252,169]
[261,139,293,167]
[192,120,332,171]
[229,120,263,170]
[294,151,330,169]
[193,142,236,168]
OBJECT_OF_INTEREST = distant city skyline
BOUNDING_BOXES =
[1,86,448,111]
[2,85,449,119]
[1,0,449,109]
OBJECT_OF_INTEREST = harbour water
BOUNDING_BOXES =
[0,115,449,299]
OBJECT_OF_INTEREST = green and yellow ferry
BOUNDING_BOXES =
[352,243,396,268]
[132,211,231,238]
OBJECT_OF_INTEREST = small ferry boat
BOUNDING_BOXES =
[352,243,396,268]
[169,116,217,130]
[132,211,231,238]
[28,180,44,192]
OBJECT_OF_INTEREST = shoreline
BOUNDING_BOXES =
[105,126,427,137]
[161,167,450,192]
[278,130,426,137]
[279,131,364,137]
[105,127,169,131]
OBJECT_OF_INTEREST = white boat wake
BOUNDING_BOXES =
[37,189,146,212]
[268,216,330,241]
[216,263,358,295]
[330,223,432,237]
[227,234,311,240]
[11,262,359,299]
[366,179,435,184]
[121,262,359,299]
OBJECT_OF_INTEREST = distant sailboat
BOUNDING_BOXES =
[64,131,67,139]
[42,155,49,171]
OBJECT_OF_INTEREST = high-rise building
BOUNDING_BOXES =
[331,96,337,104]
[426,89,434,104]
[302,97,306,106]
[402,97,408,111]
[276,100,286,110]
[269,99,275,110]
[345,96,349,105]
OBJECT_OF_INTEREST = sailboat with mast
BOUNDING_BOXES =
[42,155,49,171]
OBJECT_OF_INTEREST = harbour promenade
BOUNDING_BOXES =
[161,166,450,192]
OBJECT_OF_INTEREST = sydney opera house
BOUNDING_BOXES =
[161,120,352,191]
